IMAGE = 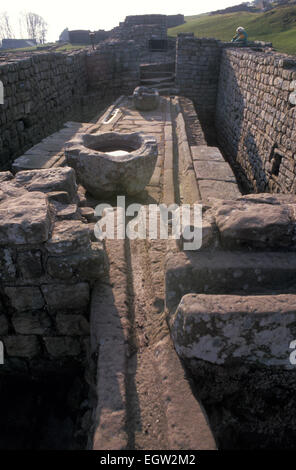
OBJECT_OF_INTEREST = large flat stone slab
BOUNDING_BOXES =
[198,179,241,201]
[0,191,52,245]
[194,160,236,182]
[15,167,77,202]
[191,146,225,162]
[213,197,296,249]
[171,293,296,369]
[165,250,296,313]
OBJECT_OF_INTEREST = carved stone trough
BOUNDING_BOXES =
[65,131,158,198]
[133,86,160,111]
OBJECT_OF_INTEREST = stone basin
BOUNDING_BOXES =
[133,86,160,111]
[65,131,158,198]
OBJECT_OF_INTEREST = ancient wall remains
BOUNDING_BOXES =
[0,167,106,374]
[166,15,185,28]
[175,35,222,127]
[0,51,88,170]
[86,41,140,96]
[216,49,296,193]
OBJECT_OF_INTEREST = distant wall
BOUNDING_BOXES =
[216,49,296,193]
[1,39,37,49]
[166,14,185,28]
[175,34,222,126]
[68,30,110,45]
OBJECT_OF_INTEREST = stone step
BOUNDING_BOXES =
[143,82,176,91]
[170,293,296,369]
[140,71,175,79]
[140,62,175,73]
[140,76,175,86]
[165,250,296,314]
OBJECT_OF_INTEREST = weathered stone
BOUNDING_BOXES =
[194,160,236,183]
[45,220,90,255]
[214,199,295,248]
[198,179,241,201]
[47,191,71,204]
[191,146,225,162]
[47,242,106,280]
[56,314,89,335]
[15,167,77,202]
[4,286,44,311]
[43,337,81,357]
[0,192,52,245]
[65,132,158,198]
[171,293,296,369]
[41,282,90,311]
[12,311,51,335]
[0,315,9,335]
[3,335,40,358]
[0,248,16,281]
[17,250,43,279]
[0,171,14,183]
[165,249,296,313]
[51,201,79,220]
[133,86,160,111]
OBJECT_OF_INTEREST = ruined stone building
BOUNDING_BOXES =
[0,14,296,450]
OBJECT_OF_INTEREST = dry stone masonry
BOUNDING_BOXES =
[1,12,296,451]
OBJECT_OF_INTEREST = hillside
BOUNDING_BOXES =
[168,5,296,55]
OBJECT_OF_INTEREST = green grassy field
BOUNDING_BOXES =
[168,5,296,55]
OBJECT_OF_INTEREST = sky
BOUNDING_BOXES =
[2,0,246,42]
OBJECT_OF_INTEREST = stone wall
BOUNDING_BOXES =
[86,40,140,96]
[0,167,106,375]
[0,51,88,170]
[216,49,296,193]
[175,34,222,127]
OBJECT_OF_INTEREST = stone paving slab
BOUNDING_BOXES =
[191,145,225,162]
[198,179,241,201]
[194,160,237,183]
[165,249,296,313]
[171,293,296,369]
[12,122,92,172]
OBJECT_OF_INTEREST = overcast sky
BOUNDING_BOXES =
[4,0,244,42]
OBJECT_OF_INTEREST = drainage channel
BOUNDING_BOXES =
[91,95,216,450]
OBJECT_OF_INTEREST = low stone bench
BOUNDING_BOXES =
[191,145,241,201]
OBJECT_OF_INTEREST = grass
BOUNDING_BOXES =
[168,5,296,55]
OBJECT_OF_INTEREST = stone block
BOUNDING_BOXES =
[43,336,81,357]
[45,220,91,255]
[171,293,296,369]
[41,282,90,311]
[46,242,107,280]
[12,311,51,335]
[4,286,44,312]
[3,335,41,358]
[0,315,9,335]
[165,249,296,314]
[214,198,295,249]
[0,248,16,281]
[194,160,236,183]
[56,314,89,335]
[0,192,52,245]
[198,179,241,201]
[17,250,43,279]
[15,167,77,202]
